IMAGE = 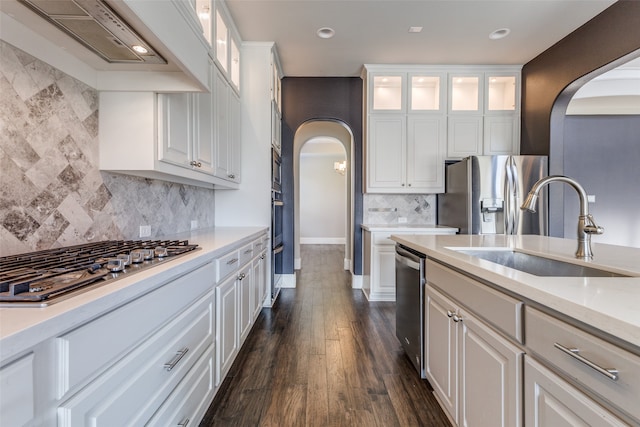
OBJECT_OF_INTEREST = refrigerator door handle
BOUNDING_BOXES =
[504,158,515,235]
[510,158,520,234]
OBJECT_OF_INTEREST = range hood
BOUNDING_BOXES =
[17,0,166,64]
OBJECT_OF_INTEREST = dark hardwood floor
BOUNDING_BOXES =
[199,244,451,426]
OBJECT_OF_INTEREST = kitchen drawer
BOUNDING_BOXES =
[146,344,215,426]
[427,259,523,343]
[253,235,268,253]
[525,306,640,423]
[216,249,240,282]
[56,261,214,397]
[58,290,214,426]
[239,242,255,265]
[0,353,34,426]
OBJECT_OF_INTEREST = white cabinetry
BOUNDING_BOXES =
[214,66,241,183]
[55,261,216,426]
[215,232,269,384]
[425,261,523,427]
[447,70,520,159]
[524,356,628,427]
[361,227,456,301]
[363,66,446,193]
[0,353,34,426]
[525,306,640,425]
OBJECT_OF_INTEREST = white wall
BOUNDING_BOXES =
[299,140,346,244]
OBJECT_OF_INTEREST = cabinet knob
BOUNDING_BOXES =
[408,183,412,187]
[228,173,236,179]
[447,310,455,318]
[189,161,202,168]
[452,314,463,323]
[401,183,405,187]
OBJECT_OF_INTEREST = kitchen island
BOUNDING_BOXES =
[391,233,640,426]
[0,226,268,426]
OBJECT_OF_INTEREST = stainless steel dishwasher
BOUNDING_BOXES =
[395,244,426,377]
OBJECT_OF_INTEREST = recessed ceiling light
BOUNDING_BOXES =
[317,27,335,39]
[132,45,148,54]
[408,26,423,33]
[489,28,511,40]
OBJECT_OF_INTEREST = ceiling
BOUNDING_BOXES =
[225,0,617,77]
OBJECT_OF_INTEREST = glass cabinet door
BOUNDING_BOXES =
[371,75,404,112]
[410,75,442,112]
[230,37,240,90]
[195,0,212,46]
[215,9,228,72]
[450,75,480,112]
[486,75,517,112]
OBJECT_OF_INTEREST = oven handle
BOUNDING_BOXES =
[273,245,284,255]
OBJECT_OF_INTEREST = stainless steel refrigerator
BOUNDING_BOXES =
[438,156,548,235]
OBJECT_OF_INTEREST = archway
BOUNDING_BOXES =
[293,120,357,281]
[548,50,640,242]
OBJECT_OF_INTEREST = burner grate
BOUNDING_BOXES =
[0,240,199,306]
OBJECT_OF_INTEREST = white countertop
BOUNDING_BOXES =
[390,234,640,352]
[0,227,267,363]
[361,224,458,232]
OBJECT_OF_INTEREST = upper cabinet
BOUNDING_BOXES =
[363,65,521,194]
[368,72,445,114]
[447,69,520,158]
[212,2,241,92]
[363,65,447,194]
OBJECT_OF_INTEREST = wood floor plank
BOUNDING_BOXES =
[199,245,451,427]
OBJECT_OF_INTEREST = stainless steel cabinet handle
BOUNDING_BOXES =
[226,258,238,265]
[228,173,235,179]
[554,342,619,381]
[244,249,253,254]
[260,254,266,259]
[447,310,455,318]
[452,314,463,323]
[238,272,246,280]
[177,418,190,426]
[189,161,202,168]
[164,348,189,371]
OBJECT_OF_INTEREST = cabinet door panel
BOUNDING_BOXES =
[193,63,215,175]
[447,116,483,158]
[214,68,230,179]
[425,287,458,423]
[407,116,445,192]
[525,357,627,427]
[216,275,238,384]
[459,310,523,427]
[239,264,253,344]
[159,93,191,166]
[484,116,519,155]
[367,115,405,189]
[228,90,241,182]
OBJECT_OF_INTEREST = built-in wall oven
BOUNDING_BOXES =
[271,148,284,301]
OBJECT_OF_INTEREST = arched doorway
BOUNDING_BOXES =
[549,50,640,245]
[293,120,357,280]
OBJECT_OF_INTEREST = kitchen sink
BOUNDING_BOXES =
[451,248,630,277]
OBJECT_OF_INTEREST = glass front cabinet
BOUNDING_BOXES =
[363,65,521,194]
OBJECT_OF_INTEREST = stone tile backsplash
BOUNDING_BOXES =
[0,41,215,256]
[363,194,436,224]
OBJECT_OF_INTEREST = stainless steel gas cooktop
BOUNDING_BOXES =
[0,240,199,307]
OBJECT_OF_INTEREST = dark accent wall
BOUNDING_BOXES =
[521,0,640,155]
[281,77,364,274]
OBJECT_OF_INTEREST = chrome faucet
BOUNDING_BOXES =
[520,175,604,259]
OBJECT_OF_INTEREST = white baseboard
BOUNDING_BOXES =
[300,237,346,244]
[351,273,363,289]
[344,258,351,270]
[282,273,296,288]
[294,258,301,269]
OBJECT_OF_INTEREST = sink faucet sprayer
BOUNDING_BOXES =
[520,175,604,259]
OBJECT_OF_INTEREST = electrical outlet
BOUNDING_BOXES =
[587,195,596,203]
[190,220,198,230]
[398,217,407,223]
[139,225,151,238]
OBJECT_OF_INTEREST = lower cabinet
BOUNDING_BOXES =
[425,285,523,427]
[0,353,34,426]
[524,356,627,427]
[216,273,239,385]
[56,264,216,426]
[362,228,457,301]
